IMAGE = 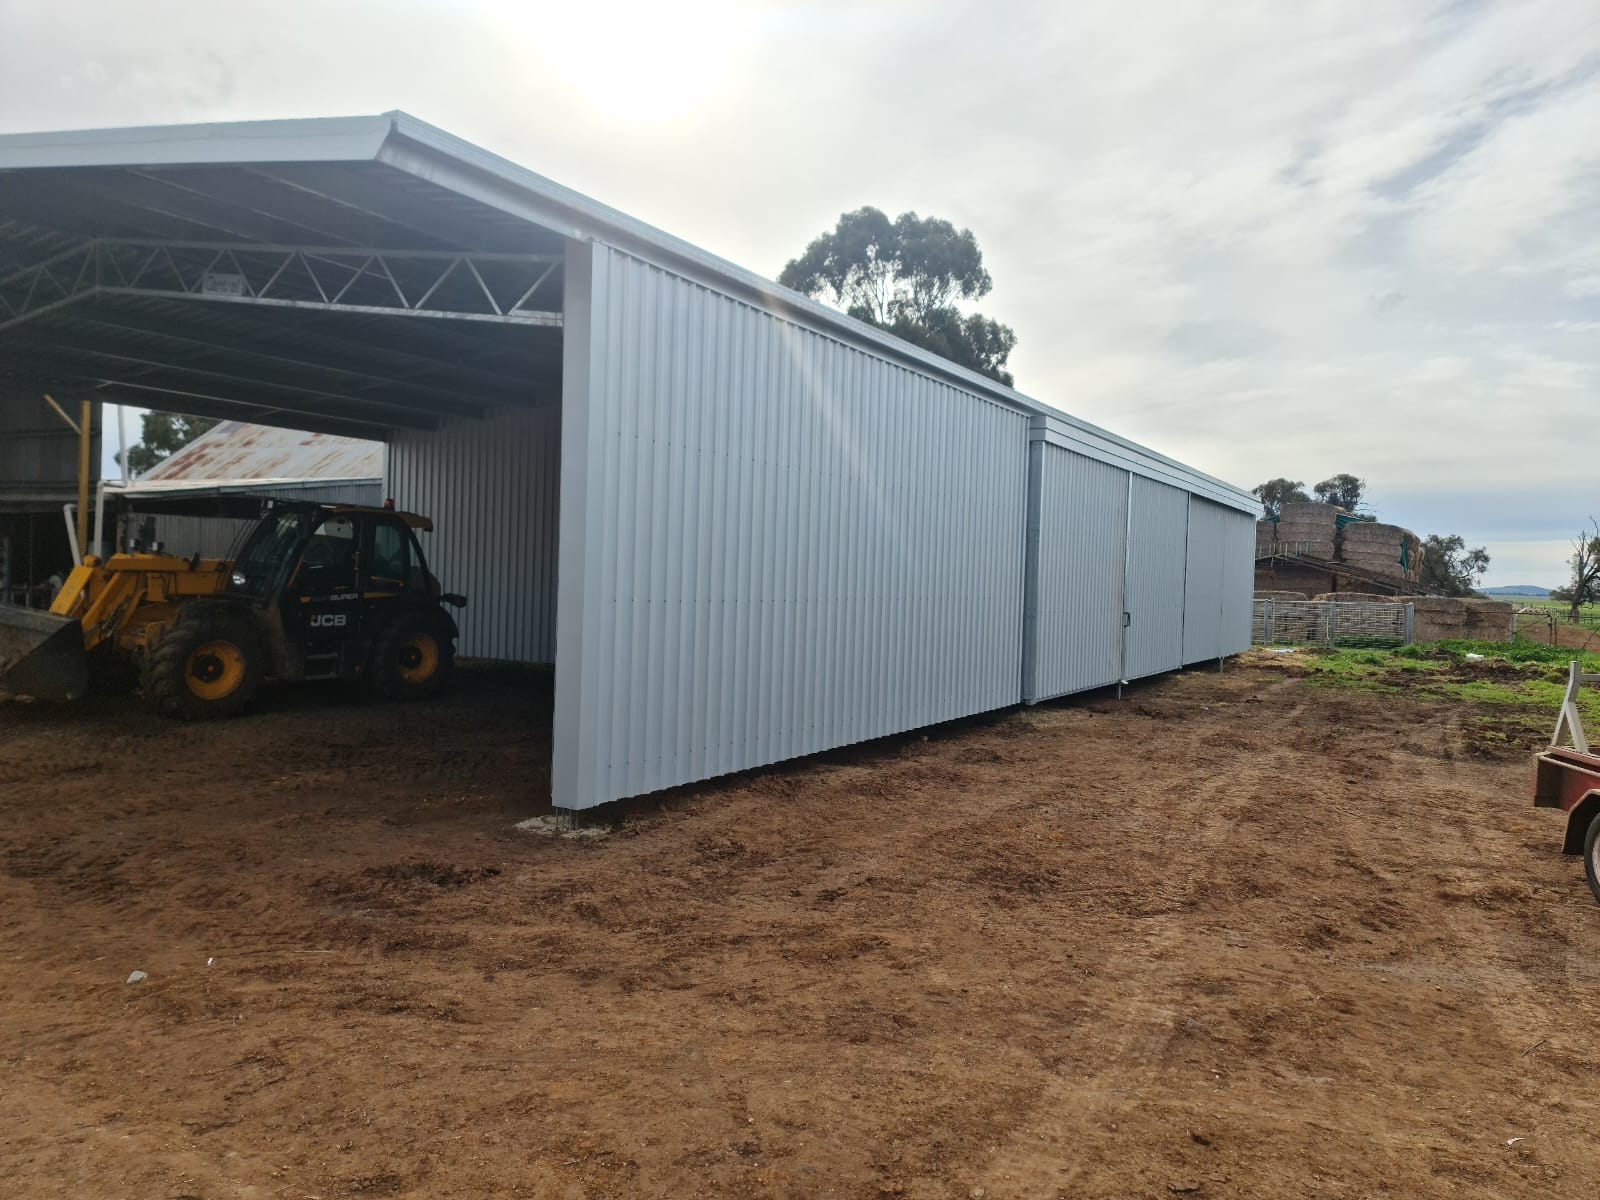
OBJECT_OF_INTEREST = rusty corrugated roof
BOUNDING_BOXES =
[134,420,382,489]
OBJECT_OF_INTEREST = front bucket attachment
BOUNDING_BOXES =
[0,606,88,702]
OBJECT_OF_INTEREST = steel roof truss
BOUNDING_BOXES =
[0,238,564,331]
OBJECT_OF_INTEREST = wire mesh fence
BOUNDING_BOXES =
[1252,599,1412,648]
[1508,602,1600,631]
[1511,610,1600,654]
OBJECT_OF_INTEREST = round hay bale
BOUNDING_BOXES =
[1341,521,1411,543]
[1278,501,1343,520]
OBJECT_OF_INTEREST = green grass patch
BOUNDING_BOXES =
[1295,641,1600,727]
[1439,678,1560,707]
[1303,646,1442,674]
[1407,639,1600,671]
[1298,647,1440,694]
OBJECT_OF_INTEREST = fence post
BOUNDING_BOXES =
[1266,599,1275,644]
[1404,603,1414,646]
[1327,602,1338,647]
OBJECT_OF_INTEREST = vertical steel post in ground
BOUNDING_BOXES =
[76,400,90,562]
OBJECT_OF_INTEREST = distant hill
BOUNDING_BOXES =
[1482,585,1551,598]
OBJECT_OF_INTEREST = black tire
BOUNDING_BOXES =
[142,610,264,719]
[1585,811,1600,907]
[370,611,454,701]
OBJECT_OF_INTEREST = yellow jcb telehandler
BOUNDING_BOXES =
[0,500,465,718]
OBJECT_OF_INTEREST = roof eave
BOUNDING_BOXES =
[0,113,394,170]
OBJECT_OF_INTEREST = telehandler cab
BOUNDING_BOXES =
[0,500,465,718]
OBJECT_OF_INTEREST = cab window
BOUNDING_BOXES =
[298,515,358,590]
[368,521,422,593]
[228,510,310,601]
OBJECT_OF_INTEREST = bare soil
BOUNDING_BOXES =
[1536,622,1600,653]
[2,658,1598,1199]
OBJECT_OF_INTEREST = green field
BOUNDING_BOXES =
[1496,595,1600,628]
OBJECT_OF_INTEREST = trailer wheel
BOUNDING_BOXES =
[1585,812,1600,907]
[371,612,454,701]
[142,612,263,719]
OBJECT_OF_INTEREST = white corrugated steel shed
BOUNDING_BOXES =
[0,113,1259,812]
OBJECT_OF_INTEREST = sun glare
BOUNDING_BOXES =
[520,0,743,123]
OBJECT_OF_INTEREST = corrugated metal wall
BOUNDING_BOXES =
[1123,476,1189,680]
[1181,498,1229,663]
[1024,443,1127,702]
[0,396,100,506]
[554,242,1029,810]
[387,405,560,663]
[137,482,382,560]
[1026,434,1259,701]
[1220,506,1256,655]
[1180,498,1257,663]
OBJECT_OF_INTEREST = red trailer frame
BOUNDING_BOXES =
[1532,661,1600,903]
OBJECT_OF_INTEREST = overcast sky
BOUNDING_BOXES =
[4,0,1597,586]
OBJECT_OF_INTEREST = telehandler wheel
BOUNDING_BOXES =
[371,612,454,701]
[142,612,264,719]
[1584,812,1600,907]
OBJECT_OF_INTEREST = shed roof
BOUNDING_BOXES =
[0,112,1255,513]
[134,420,381,492]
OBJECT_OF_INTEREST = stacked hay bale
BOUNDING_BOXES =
[1247,500,1433,612]
[1338,522,1424,587]
[1255,521,1279,559]
[1256,589,1312,601]
[1273,501,1340,561]
[1254,562,1337,596]
[1405,597,1514,643]
[1267,598,1328,644]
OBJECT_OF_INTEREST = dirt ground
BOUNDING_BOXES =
[3,657,1598,1199]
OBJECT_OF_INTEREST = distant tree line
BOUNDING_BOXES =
[1251,473,1366,517]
